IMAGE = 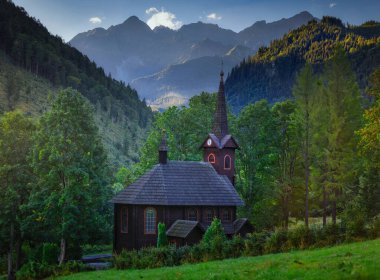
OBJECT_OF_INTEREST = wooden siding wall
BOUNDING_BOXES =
[114,204,237,252]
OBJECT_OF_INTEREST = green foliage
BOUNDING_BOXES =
[226,17,380,112]
[0,1,153,167]
[42,243,59,265]
[16,260,93,280]
[202,218,227,245]
[157,223,168,248]
[24,88,112,261]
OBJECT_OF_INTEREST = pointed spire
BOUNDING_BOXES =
[159,130,168,164]
[213,65,229,139]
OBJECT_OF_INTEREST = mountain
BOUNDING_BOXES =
[69,11,315,109]
[0,0,153,167]
[225,17,380,112]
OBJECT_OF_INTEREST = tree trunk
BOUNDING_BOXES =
[332,196,336,225]
[7,222,15,280]
[58,238,66,265]
[323,185,327,227]
[15,239,22,271]
[304,129,310,228]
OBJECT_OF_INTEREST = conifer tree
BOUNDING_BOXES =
[292,63,316,227]
[323,46,362,224]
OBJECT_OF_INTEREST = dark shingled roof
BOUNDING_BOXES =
[111,161,244,206]
[166,220,202,238]
[233,218,249,233]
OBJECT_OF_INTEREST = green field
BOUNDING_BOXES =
[54,239,380,280]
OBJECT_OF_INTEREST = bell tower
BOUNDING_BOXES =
[201,69,239,185]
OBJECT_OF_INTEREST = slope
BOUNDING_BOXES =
[225,17,380,112]
[0,0,153,167]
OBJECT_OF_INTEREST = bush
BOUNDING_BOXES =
[16,261,93,280]
[368,215,380,239]
[157,223,168,248]
[42,243,59,265]
[264,228,288,253]
[286,225,315,250]
[244,232,269,256]
[114,246,180,270]
[202,218,226,245]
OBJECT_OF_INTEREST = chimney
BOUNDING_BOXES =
[159,130,168,164]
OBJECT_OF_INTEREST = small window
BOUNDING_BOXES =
[222,209,232,222]
[208,153,216,163]
[187,208,198,221]
[205,208,215,222]
[224,155,231,169]
[144,207,157,234]
[120,206,128,233]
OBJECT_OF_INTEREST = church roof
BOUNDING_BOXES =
[111,161,244,206]
[166,220,202,238]
[200,133,239,149]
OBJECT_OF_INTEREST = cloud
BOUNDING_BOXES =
[146,8,182,30]
[207,13,222,21]
[329,3,337,8]
[145,7,159,15]
[89,17,102,24]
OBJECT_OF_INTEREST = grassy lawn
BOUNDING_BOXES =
[54,239,380,280]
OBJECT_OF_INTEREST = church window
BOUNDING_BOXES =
[208,153,216,163]
[224,155,231,169]
[120,206,128,233]
[205,208,215,222]
[187,208,198,221]
[222,208,232,222]
[144,207,156,234]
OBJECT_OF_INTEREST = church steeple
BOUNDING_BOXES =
[213,67,229,139]
[200,69,239,186]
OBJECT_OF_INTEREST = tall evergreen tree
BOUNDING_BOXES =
[26,88,111,264]
[323,46,362,224]
[292,63,316,227]
[0,112,35,280]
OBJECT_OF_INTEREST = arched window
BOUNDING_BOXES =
[224,155,231,170]
[144,207,157,234]
[208,153,216,163]
[120,206,128,233]
[187,208,198,221]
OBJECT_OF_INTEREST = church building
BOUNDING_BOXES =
[111,70,251,252]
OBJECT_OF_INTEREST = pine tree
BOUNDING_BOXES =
[323,46,362,224]
[292,63,317,227]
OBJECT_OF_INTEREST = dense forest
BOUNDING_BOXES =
[116,48,379,232]
[0,0,153,166]
[225,16,380,112]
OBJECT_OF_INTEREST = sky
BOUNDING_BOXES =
[12,0,380,42]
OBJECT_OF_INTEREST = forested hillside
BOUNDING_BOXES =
[0,0,153,167]
[225,17,380,112]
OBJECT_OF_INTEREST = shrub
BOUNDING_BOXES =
[42,243,59,265]
[264,228,288,253]
[244,231,270,256]
[202,218,227,245]
[368,215,380,239]
[157,223,168,248]
[16,261,93,280]
[286,225,315,250]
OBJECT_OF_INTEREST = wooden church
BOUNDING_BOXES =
[111,70,252,252]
